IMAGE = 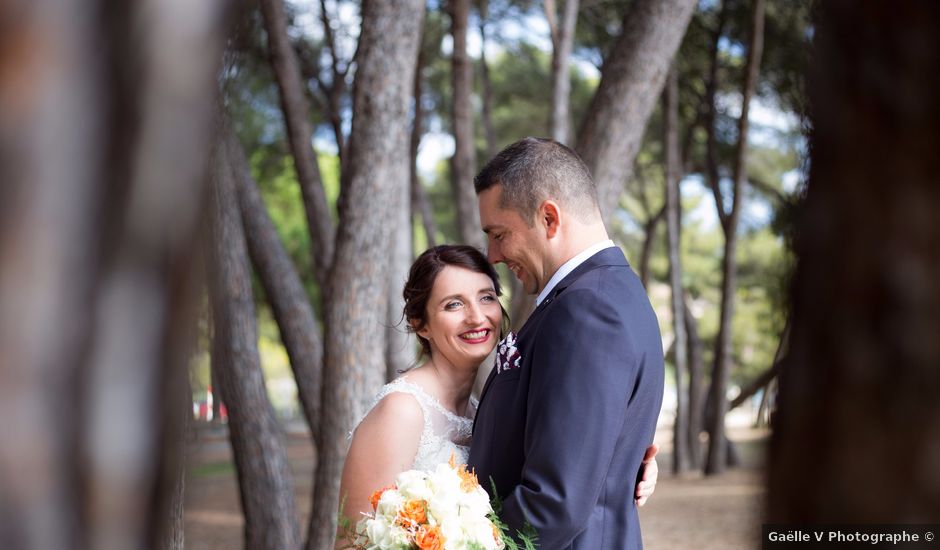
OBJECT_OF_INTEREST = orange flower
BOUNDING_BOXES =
[415,524,445,550]
[395,499,428,528]
[448,453,481,492]
[369,485,396,511]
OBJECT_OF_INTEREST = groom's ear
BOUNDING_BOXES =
[540,200,561,238]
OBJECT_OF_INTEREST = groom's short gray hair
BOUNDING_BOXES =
[473,137,601,226]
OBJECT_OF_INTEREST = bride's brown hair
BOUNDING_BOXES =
[402,245,510,358]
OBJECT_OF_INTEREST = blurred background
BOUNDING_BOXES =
[1,0,937,548]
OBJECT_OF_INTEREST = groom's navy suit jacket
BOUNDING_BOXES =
[468,246,664,549]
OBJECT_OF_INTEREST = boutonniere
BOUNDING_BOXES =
[496,331,522,374]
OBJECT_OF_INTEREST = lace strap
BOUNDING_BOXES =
[393,378,475,425]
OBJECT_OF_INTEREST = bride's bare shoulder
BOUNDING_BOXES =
[356,389,424,438]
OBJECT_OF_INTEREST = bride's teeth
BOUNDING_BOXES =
[462,330,487,340]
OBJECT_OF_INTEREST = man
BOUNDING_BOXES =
[468,137,664,549]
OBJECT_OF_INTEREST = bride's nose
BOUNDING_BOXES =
[464,302,484,325]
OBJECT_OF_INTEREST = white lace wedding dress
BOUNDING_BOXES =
[357,377,477,469]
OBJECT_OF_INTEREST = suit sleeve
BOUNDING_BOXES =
[501,288,640,546]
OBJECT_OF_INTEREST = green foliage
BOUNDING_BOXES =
[488,478,538,550]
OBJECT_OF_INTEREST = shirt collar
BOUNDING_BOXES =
[535,239,616,306]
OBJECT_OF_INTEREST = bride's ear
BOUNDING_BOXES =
[411,319,430,340]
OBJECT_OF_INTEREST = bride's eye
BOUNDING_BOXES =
[445,300,463,310]
[480,294,496,303]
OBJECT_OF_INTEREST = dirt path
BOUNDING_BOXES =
[184,425,768,549]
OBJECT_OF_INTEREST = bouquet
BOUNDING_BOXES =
[342,455,506,550]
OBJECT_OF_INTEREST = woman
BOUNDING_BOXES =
[338,245,657,528]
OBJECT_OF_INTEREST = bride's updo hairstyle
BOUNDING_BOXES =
[402,245,510,358]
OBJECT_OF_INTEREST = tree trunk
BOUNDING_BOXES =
[227,124,324,439]
[639,205,666,289]
[664,66,691,474]
[684,294,705,469]
[410,34,438,247]
[449,0,485,250]
[703,1,729,229]
[705,0,765,476]
[259,0,335,288]
[307,0,425,545]
[0,1,223,547]
[389,127,417,380]
[768,0,940,523]
[209,129,301,549]
[546,0,579,143]
[478,0,498,159]
[318,0,349,168]
[576,0,697,222]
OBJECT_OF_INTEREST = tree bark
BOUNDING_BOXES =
[0,1,223,547]
[664,66,691,474]
[684,294,705,469]
[307,0,425,545]
[546,0,579,143]
[227,124,324,439]
[209,129,301,549]
[705,0,765,476]
[410,34,438,247]
[703,1,729,229]
[318,0,350,168]
[576,0,697,222]
[478,0,498,159]
[639,205,666,289]
[259,0,336,288]
[768,0,940,523]
[449,0,485,250]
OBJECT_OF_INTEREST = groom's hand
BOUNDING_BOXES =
[635,444,659,507]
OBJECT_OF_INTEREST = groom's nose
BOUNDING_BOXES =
[486,242,502,264]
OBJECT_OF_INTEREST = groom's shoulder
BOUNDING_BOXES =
[564,261,640,299]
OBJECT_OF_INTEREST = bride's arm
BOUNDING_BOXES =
[335,392,423,544]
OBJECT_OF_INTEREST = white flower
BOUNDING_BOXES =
[375,489,404,520]
[395,469,432,501]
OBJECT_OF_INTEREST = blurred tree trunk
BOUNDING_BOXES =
[0,1,223,547]
[227,125,324,439]
[703,1,728,225]
[307,0,425,545]
[410,31,438,247]
[705,0,765,476]
[638,205,666,289]
[576,0,697,222]
[449,0,485,250]
[259,0,335,288]
[478,0,498,159]
[768,0,940,523]
[544,0,579,143]
[161,396,189,550]
[210,330,223,422]
[664,66,691,474]
[209,129,301,549]
[317,0,350,169]
[684,296,705,469]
